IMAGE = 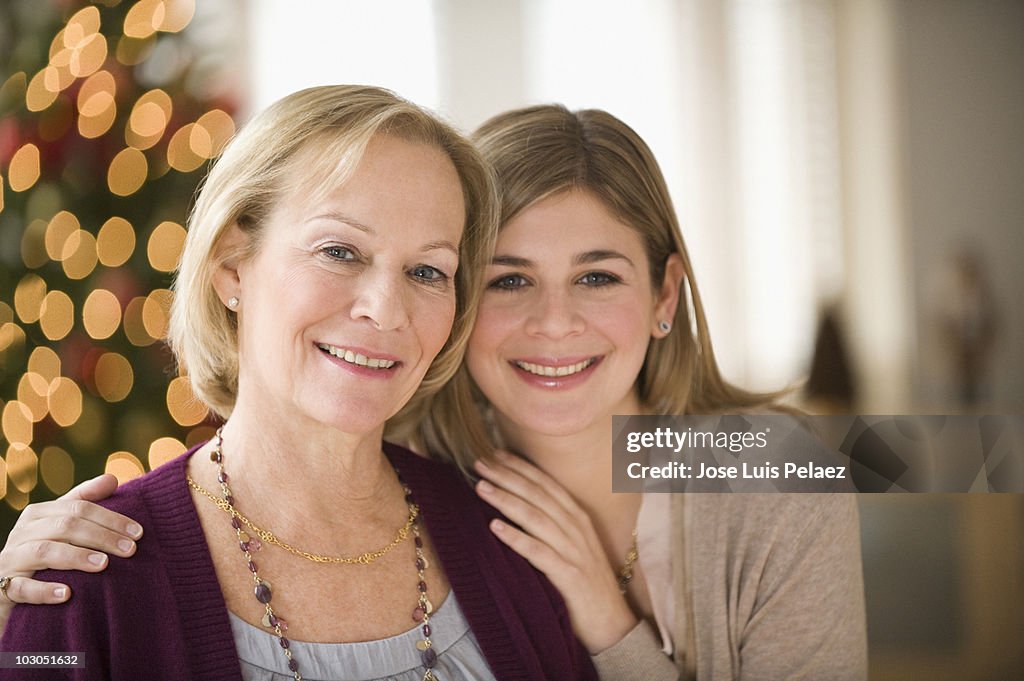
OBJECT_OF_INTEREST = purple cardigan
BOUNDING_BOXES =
[0,443,597,681]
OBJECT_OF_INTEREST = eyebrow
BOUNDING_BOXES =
[310,212,458,256]
[490,250,635,268]
[308,211,373,233]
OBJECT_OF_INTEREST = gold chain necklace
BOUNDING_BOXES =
[202,428,439,681]
[186,474,418,565]
[617,528,639,593]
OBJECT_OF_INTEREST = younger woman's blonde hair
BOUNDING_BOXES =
[168,85,498,425]
[414,104,778,474]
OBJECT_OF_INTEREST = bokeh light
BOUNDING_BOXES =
[68,33,108,79]
[8,143,41,192]
[143,288,173,339]
[45,210,80,261]
[0,458,7,502]
[28,346,62,383]
[20,219,48,269]
[0,324,25,355]
[105,451,145,484]
[186,425,216,449]
[39,290,75,341]
[149,436,186,469]
[127,89,172,149]
[95,352,134,402]
[6,444,39,494]
[116,34,157,66]
[77,70,117,139]
[16,373,50,422]
[195,109,236,156]
[40,446,75,495]
[166,376,207,426]
[14,274,47,323]
[26,69,59,112]
[48,377,83,427]
[147,221,185,272]
[83,288,122,339]
[108,147,148,196]
[123,295,155,346]
[167,123,204,172]
[159,0,196,33]
[96,216,136,266]
[2,401,33,446]
[61,229,99,280]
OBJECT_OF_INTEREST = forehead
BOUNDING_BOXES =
[497,190,645,258]
[279,135,466,241]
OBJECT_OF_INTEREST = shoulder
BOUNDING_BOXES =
[685,493,859,549]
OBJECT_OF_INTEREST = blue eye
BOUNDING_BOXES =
[577,271,621,287]
[322,245,357,261]
[410,265,448,283]
[488,274,528,291]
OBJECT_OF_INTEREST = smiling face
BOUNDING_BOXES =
[218,134,466,437]
[466,189,680,437]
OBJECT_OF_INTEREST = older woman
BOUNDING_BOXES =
[0,87,596,681]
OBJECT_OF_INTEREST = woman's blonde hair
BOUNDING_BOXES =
[168,85,498,426]
[414,104,778,474]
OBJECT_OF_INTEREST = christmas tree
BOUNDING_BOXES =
[1,0,239,536]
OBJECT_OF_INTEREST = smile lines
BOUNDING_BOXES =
[317,343,397,369]
[514,358,597,378]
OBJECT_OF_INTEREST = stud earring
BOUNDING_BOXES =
[227,297,239,309]
[658,320,671,334]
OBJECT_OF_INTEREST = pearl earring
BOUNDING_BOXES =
[658,320,671,334]
[227,297,239,309]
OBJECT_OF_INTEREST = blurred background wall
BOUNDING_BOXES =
[1,1,1022,678]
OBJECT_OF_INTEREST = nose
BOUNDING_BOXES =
[524,289,584,339]
[349,267,411,332]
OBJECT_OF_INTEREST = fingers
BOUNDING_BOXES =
[59,476,143,540]
[20,539,114,573]
[488,518,570,578]
[475,469,582,553]
[474,455,586,541]
[2,576,71,605]
[64,474,119,503]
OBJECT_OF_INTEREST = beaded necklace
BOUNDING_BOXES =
[197,429,441,681]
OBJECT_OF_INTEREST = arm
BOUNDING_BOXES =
[0,475,143,637]
[736,494,867,681]
[474,452,679,680]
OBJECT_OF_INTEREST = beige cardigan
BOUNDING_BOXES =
[593,493,868,680]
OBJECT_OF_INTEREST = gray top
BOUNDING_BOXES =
[230,592,496,681]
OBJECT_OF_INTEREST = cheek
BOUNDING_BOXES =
[415,296,458,358]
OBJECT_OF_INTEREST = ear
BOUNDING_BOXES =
[651,253,685,338]
[211,223,250,308]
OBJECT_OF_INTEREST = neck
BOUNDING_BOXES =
[204,392,403,543]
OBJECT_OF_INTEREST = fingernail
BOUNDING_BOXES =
[53,587,67,599]
[477,479,494,494]
[88,553,106,566]
[117,539,134,553]
[491,519,505,532]
[126,523,143,539]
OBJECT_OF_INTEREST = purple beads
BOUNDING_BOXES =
[255,582,272,604]
[422,647,437,668]
[287,659,298,673]
[279,637,290,649]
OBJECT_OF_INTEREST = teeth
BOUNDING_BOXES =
[317,343,396,369]
[515,358,595,378]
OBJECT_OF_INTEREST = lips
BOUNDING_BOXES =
[316,342,399,370]
[507,355,603,388]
